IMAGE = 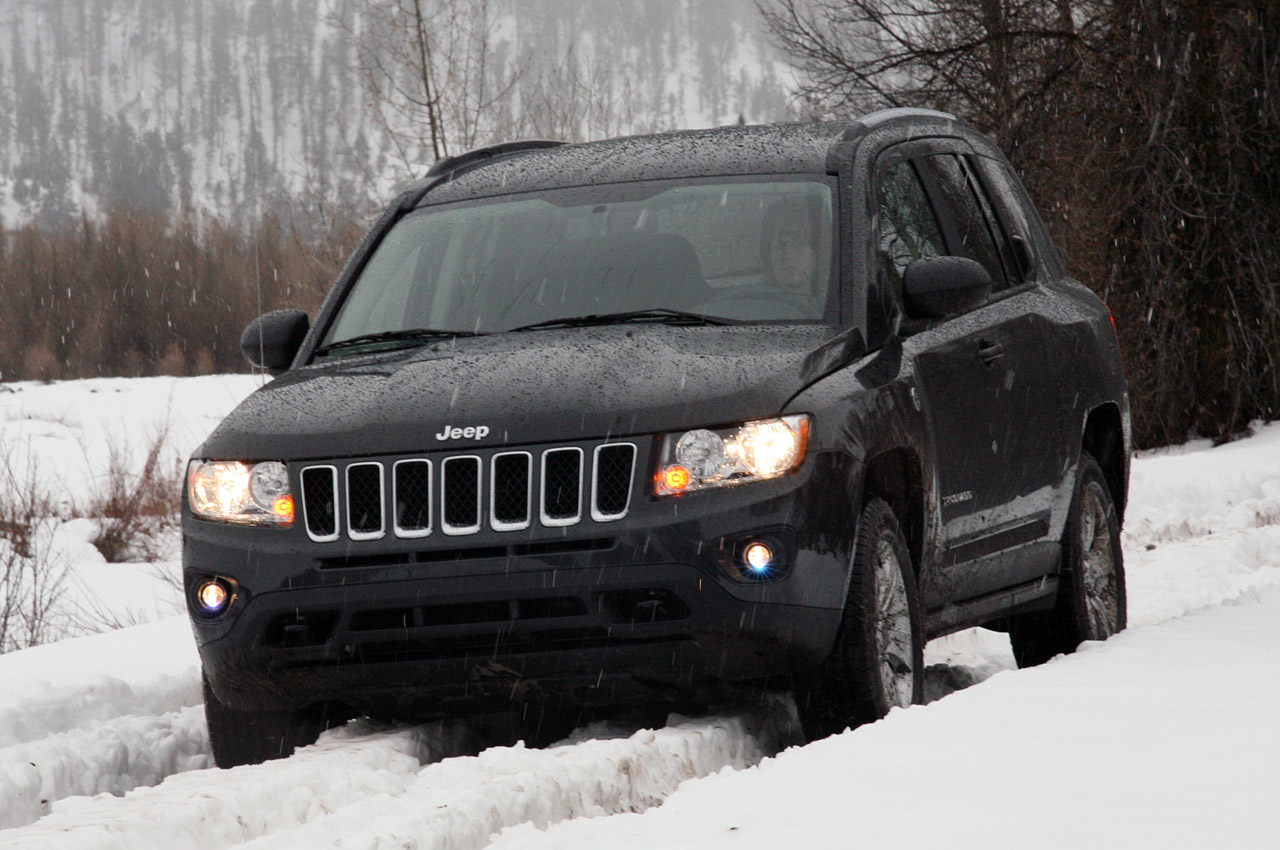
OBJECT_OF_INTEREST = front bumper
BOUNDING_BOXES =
[186,450,857,715]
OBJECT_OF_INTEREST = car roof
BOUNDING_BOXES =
[416,110,963,205]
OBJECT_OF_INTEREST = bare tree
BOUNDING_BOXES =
[342,0,524,172]
[511,43,641,143]
[758,0,1110,160]
[760,0,1280,447]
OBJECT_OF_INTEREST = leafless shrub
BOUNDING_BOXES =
[59,592,171,638]
[0,425,188,654]
[0,448,70,653]
[87,427,184,564]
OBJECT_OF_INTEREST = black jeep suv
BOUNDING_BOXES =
[185,109,1129,767]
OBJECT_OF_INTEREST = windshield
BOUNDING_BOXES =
[322,177,836,349]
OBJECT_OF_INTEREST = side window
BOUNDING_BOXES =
[975,156,1044,279]
[869,160,948,344]
[921,154,1008,290]
[958,155,1024,287]
[878,160,947,296]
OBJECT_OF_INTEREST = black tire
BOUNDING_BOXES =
[800,497,924,740]
[1010,451,1127,668]
[203,673,338,768]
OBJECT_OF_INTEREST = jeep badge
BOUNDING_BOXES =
[435,425,491,441]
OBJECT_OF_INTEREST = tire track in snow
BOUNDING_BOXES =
[0,722,455,850]
[237,708,798,850]
[0,706,799,850]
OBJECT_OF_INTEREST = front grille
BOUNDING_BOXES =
[300,441,637,543]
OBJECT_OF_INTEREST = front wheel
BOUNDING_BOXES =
[800,497,924,740]
[1010,451,1127,667]
[203,673,340,768]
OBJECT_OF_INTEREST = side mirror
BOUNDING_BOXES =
[240,309,310,375]
[903,256,992,319]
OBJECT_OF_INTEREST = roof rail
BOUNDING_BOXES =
[424,139,566,180]
[856,107,959,128]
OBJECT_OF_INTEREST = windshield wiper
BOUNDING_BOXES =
[314,328,484,357]
[509,309,741,332]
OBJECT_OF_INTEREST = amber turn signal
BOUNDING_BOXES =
[658,464,692,495]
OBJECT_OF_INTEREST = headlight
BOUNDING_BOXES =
[188,460,294,525]
[655,414,810,496]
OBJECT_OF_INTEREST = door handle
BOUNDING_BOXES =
[977,340,1005,365]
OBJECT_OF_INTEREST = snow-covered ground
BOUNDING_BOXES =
[0,376,263,644]
[2,376,1279,848]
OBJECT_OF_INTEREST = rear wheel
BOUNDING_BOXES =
[800,497,924,739]
[1010,451,1126,667]
[203,673,340,768]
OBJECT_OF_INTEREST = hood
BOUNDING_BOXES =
[198,324,862,460]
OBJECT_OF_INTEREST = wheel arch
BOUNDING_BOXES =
[1081,402,1127,520]
[860,446,925,577]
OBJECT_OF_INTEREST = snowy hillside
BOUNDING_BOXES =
[0,0,795,228]
[0,376,1278,847]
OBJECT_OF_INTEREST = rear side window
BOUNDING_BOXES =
[921,154,1008,290]
[976,157,1045,279]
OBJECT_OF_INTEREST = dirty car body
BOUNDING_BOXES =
[184,112,1130,746]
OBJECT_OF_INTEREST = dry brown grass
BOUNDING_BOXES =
[86,427,184,564]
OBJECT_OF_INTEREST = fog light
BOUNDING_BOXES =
[743,541,774,573]
[195,579,232,616]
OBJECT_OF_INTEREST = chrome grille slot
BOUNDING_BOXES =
[541,447,583,526]
[393,459,432,538]
[441,456,482,535]
[592,443,636,521]
[300,466,339,542]
[346,463,385,540]
[490,452,532,531]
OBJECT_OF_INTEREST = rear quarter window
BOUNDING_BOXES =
[920,154,1008,290]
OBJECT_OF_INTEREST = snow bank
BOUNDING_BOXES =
[0,616,199,733]
[0,725,436,850]
[0,616,204,828]
[488,587,1280,850]
[0,710,794,850]
[0,706,209,829]
[1125,420,1280,550]
[239,709,793,850]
